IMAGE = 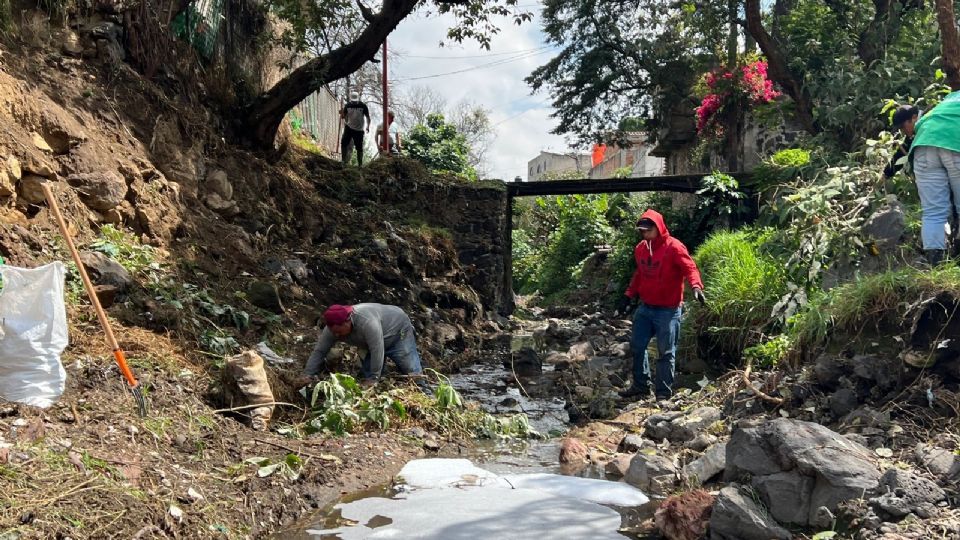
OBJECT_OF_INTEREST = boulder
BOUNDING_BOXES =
[247,281,283,313]
[829,387,859,417]
[66,171,127,211]
[683,442,726,484]
[752,471,814,524]
[604,453,633,479]
[544,319,577,344]
[870,468,946,519]
[609,342,631,357]
[645,406,721,443]
[204,192,240,216]
[0,170,14,198]
[428,323,462,349]
[655,489,714,540]
[505,346,541,377]
[725,418,882,526]
[23,155,56,177]
[78,251,132,291]
[205,169,233,200]
[618,433,645,453]
[558,438,589,464]
[709,485,792,540]
[913,443,960,483]
[684,433,719,452]
[568,341,596,361]
[625,451,677,494]
[284,258,310,284]
[18,175,50,205]
[861,198,905,250]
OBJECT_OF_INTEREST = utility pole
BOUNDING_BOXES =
[381,39,389,153]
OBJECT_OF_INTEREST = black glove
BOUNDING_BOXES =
[693,287,706,305]
[617,296,640,317]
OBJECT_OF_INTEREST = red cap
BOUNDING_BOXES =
[323,304,354,326]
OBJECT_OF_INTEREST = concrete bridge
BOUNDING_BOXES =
[500,172,752,313]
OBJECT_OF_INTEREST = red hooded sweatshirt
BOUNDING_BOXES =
[625,209,704,308]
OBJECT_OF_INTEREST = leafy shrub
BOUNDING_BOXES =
[305,373,534,439]
[531,195,612,297]
[742,334,791,369]
[405,113,477,180]
[751,148,815,188]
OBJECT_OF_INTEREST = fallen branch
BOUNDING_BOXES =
[213,402,302,414]
[253,437,340,463]
[741,359,784,406]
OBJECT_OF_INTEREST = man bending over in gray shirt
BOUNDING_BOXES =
[300,303,424,387]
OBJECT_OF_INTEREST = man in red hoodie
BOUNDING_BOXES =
[619,209,705,400]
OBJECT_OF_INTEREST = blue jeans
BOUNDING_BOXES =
[630,304,683,397]
[913,145,960,250]
[362,326,423,380]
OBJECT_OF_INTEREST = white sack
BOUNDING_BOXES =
[0,263,69,407]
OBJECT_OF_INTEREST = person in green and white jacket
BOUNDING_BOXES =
[911,90,960,266]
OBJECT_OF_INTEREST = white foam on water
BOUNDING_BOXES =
[501,472,650,507]
[306,485,625,539]
[306,459,646,539]
[396,458,503,488]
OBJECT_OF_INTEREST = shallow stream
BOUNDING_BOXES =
[291,328,659,539]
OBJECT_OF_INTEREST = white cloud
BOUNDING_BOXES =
[388,3,579,180]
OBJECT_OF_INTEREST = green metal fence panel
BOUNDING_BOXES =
[171,0,225,59]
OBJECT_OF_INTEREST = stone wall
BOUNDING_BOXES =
[404,181,512,315]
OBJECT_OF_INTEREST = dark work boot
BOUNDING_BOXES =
[618,385,652,399]
[925,249,946,266]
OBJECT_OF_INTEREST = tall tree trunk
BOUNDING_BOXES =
[744,0,819,134]
[243,0,420,149]
[935,0,960,90]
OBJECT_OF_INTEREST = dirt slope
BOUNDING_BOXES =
[0,33,494,539]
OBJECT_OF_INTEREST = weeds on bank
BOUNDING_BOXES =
[81,225,253,357]
[304,372,535,439]
[789,265,960,357]
[685,228,789,359]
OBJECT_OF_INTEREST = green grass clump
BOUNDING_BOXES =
[788,265,960,358]
[686,227,789,361]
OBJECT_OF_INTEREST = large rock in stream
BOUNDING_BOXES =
[709,485,792,540]
[644,406,722,443]
[725,418,882,527]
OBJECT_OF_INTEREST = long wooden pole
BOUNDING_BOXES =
[41,184,141,392]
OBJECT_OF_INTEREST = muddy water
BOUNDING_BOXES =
[294,330,660,539]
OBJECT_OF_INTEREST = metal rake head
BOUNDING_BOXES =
[130,384,148,417]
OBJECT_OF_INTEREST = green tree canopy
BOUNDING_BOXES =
[405,113,477,180]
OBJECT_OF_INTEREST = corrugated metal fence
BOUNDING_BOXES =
[291,89,342,157]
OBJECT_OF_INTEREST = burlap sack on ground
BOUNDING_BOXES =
[222,351,275,431]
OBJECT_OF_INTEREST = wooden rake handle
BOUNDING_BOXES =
[41,183,140,389]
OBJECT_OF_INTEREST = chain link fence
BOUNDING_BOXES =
[291,89,342,157]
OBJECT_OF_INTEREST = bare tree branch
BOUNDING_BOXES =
[744,0,819,134]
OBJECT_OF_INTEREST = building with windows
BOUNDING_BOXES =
[526,151,592,182]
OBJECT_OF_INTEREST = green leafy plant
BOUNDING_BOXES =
[244,454,303,481]
[90,225,158,276]
[742,334,791,369]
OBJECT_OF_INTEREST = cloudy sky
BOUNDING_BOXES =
[387,3,577,181]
